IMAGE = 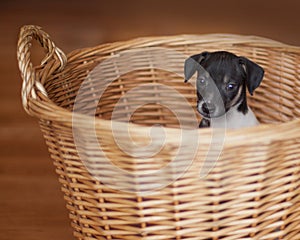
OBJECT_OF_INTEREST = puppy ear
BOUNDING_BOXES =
[239,57,264,95]
[184,52,209,82]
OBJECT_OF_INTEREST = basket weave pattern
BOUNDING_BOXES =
[17,25,300,239]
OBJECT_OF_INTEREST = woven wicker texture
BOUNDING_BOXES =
[17,25,300,240]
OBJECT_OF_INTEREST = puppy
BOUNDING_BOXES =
[184,51,264,129]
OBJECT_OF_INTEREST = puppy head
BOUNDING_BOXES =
[184,51,264,118]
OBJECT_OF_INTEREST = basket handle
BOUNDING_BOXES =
[17,25,67,115]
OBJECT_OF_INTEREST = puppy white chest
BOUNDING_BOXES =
[211,105,259,129]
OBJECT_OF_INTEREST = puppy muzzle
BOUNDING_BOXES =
[202,102,216,115]
[198,100,226,119]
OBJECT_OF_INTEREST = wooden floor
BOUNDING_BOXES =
[1,0,300,239]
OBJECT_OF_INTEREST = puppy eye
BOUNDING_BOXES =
[198,77,206,84]
[226,83,236,91]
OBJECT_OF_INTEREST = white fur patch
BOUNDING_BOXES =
[211,104,259,129]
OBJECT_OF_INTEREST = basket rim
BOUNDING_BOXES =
[30,97,300,146]
[25,33,300,145]
[67,33,300,61]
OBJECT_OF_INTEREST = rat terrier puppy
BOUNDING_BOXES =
[184,51,264,129]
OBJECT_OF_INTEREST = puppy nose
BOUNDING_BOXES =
[202,102,216,115]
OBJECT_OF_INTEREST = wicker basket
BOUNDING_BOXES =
[17,25,300,240]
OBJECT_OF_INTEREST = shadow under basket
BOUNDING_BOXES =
[18,25,300,240]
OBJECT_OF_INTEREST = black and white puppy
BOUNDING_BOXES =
[184,51,264,129]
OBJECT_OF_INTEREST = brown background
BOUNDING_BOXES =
[1,0,300,239]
